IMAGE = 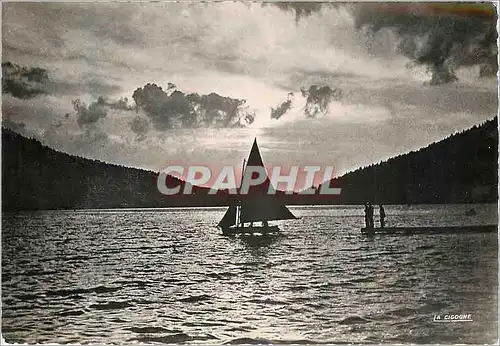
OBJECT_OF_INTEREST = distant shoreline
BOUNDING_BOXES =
[3,202,498,213]
[3,117,498,212]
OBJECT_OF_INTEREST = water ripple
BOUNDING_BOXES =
[2,205,498,344]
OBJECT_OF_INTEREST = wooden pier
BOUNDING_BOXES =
[361,225,497,235]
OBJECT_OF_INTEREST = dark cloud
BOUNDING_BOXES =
[301,85,342,118]
[264,2,339,22]
[132,83,255,130]
[271,92,294,120]
[2,62,49,99]
[2,118,27,135]
[72,98,108,127]
[129,116,150,141]
[354,3,498,85]
[96,96,134,111]
[2,61,122,99]
[47,110,112,156]
[267,3,497,84]
[70,96,134,129]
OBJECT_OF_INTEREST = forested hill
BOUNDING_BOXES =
[2,117,498,211]
[1,129,224,211]
[325,117,498,204]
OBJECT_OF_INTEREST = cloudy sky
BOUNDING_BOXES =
[2,2,498,176]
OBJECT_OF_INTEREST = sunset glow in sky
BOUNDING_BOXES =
[2,2,497,176]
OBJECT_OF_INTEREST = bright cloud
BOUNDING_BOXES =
[2,2,497,174]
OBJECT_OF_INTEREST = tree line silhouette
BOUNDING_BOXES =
[2,117,497,211]
[1,131,230,211]
[326,117,498,205]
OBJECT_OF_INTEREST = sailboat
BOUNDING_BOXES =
[217,138,298,236]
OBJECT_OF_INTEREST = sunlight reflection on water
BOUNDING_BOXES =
[2,204,498,344]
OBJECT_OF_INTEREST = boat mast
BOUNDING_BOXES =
[237,158,246,226]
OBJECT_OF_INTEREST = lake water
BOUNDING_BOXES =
[2,204,498,344]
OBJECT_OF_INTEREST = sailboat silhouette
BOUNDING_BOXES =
[217,138,298,236]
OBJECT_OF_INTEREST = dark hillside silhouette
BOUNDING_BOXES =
[2,117,497,211]
[1,129,230,211]
[324,117,498,204]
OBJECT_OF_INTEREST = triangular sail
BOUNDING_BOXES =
[218,203,237,228]
[217,138,298,227]
[241,138,273,195]
[246,138,266,167]
[239,138,297,223]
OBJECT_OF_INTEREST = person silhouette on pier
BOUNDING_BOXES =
[368,202,374,228]
[364,203,370,228]
[379,204,386,228]
[364,202,374,228]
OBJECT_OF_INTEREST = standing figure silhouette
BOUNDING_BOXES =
[379,204,386,228]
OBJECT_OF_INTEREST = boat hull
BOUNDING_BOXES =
[361,225,497,235]
[222,225,279,236]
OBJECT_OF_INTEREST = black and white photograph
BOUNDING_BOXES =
[1,1,498,344]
